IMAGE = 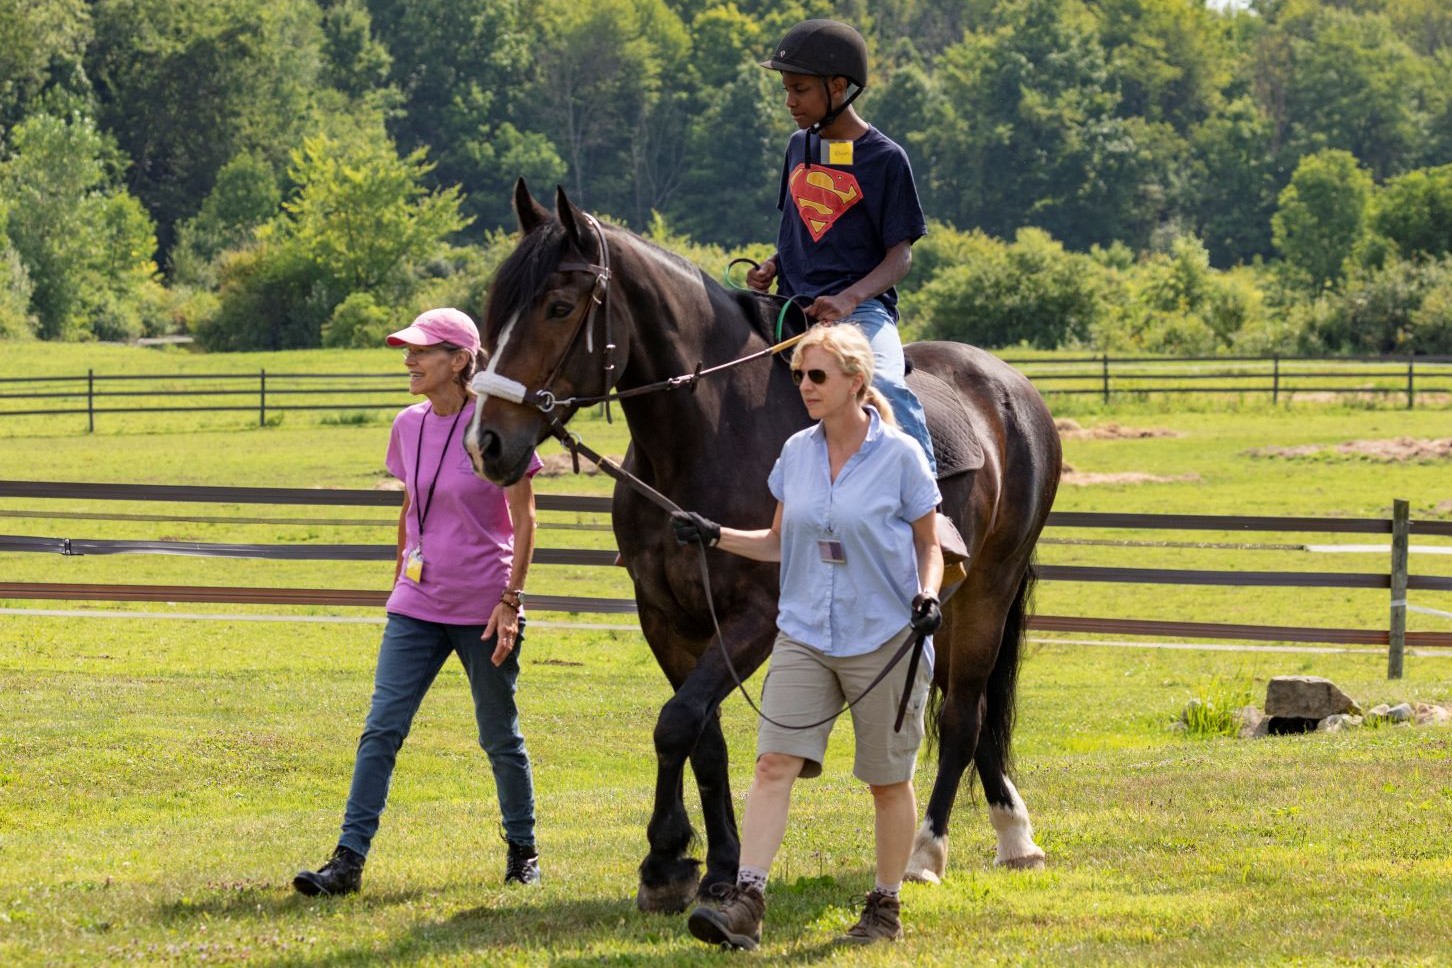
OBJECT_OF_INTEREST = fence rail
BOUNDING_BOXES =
[4,354,1452,429]
[1,481,1449,674]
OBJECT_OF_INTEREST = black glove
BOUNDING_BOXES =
[910,592,942,635]
[670,510,721,547]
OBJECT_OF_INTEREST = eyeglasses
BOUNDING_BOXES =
[790,368,831,386]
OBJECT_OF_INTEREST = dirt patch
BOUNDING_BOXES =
[1248,437,1452,462]
[1059,463,1201,486]
[1056,418,1181,440]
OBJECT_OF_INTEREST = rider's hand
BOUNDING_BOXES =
[670,510,721,548]
[807,292,861,323]
[746,259,777,292]
[910,592,942,635]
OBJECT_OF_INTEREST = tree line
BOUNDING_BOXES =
[1,0,1450,355]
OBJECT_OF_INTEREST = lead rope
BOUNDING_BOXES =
[548,419,925,732]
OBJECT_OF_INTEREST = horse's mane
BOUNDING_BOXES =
[484,215,806,349]
[483,221,568,343]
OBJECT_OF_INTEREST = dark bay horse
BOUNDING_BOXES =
[467,180,1061,912]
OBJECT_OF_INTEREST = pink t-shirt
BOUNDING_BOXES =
[383,401,542,625]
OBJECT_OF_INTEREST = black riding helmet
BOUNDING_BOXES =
[760,19,869,88]
[760,19,868,138]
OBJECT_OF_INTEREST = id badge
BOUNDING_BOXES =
[824,140,854,166]
[817,538,846,565]
[403,547,424,583]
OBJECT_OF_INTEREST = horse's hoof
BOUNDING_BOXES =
[997,851,1046,871]
[636,870,699,914]
[905,820,948,885]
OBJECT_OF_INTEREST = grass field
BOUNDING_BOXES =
[2,344,1451,964]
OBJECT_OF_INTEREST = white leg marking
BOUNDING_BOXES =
[904,819,948,884]
[990,777,1045,869]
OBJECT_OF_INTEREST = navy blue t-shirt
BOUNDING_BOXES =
[774,126,927,320]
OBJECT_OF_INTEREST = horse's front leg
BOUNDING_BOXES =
[636,671,726,913]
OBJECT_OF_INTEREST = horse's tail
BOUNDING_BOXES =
[983,559,1035,779]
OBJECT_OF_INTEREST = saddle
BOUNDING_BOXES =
[906,366,985,479]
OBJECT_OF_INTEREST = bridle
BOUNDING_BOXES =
[471,213,616,417]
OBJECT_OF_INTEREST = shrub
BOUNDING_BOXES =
[323,291,393,348]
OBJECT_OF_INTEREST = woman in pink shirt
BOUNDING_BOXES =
[293,308,542,896]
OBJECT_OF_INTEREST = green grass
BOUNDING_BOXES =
[2,621,1450,965]
[2,345,1452,962]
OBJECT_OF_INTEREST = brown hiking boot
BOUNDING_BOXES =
[687,884,766,950]
[839,890,903,944]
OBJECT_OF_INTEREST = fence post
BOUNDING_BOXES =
[1388,498,1410,679]
[1272,355,1279,405]
[87,369,95,434]
[259,369,266,427]
[1406,355,1414,410]
[1101,353,1110,403]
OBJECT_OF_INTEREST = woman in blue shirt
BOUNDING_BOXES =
[670,325,943,949]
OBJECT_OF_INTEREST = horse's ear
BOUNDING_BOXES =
[554,185,597,257]
[513,178,550,234]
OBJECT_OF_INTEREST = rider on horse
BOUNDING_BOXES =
[748,18,938,475]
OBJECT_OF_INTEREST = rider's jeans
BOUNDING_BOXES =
[845,300,938,476]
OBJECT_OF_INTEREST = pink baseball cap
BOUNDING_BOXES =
[385,308,480,355]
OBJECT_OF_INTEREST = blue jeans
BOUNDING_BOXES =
[339,613,535,855]
[846,300,938,475]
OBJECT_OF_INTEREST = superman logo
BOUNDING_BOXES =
[788,164,862,242]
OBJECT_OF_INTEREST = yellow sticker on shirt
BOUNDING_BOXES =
[825,140,854,166]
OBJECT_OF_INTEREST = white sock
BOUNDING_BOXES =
[736,866,768,893]
[874,882,901,899]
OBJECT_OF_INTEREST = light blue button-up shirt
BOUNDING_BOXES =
[768,406,940,659]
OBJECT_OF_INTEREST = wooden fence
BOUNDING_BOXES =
[2,481,1449,678]
[4,354,1452,430]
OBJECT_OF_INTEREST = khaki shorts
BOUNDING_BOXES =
[756,626,932,786]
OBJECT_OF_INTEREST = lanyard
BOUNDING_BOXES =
[412,404,464,549]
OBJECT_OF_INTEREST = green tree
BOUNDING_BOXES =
[284,136,469,301]
[1370,164,1452,260]
[368,0,546,228]
[922,0,1178,251]
[1182,97,1279,266]
[0,0,90,124]
[319,0,392,99]
[1255,0,1433,180]
[86,0,323,254]
[533,0,690,223]
[1095,0,1230,131]
[0,112,159,340]
[1272,149,1372,289]
[170,152,282,285]
[198,134,468,351]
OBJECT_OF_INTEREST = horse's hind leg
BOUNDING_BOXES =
[975,722,1045,869]
[907,568,1043,881]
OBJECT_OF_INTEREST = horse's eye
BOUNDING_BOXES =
[548,301,573,319]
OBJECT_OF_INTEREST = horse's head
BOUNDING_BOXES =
[466,179,626,485]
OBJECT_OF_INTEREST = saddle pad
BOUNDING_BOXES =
[906,367,985,478]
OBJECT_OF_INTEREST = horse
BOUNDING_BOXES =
[466,180,1062,912]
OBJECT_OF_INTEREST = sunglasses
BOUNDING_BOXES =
[790,368,831,386]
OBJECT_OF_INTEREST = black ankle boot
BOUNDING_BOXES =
[293,845,365,897]
[505,841,541,885]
